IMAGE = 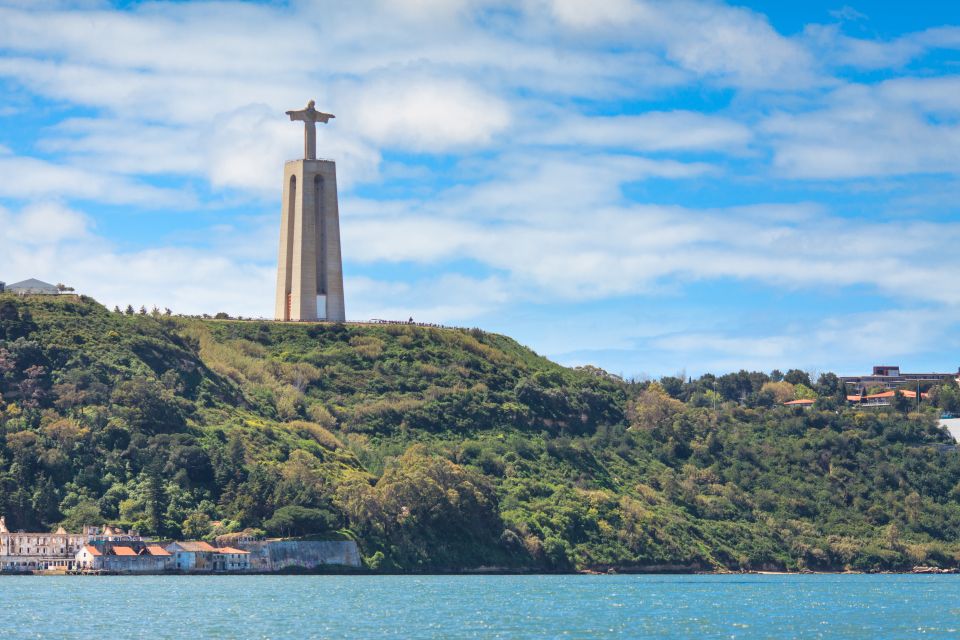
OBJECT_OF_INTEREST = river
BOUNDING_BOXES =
[2,574,957,638]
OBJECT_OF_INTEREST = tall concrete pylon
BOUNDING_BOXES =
[275,101,346,322]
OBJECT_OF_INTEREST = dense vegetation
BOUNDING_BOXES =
[2,293,960,572]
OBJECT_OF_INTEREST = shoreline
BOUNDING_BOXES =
[2,567,957,577]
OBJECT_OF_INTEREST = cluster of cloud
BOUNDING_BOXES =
[1,0,959,374]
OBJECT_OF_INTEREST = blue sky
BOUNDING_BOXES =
[1,0,960,379]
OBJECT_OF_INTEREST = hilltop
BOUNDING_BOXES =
[2,293,960,572]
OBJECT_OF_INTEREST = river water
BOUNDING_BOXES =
[2,574,958,638]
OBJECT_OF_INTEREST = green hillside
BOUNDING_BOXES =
[2,293,960,572]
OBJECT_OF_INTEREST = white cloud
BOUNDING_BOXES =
[342,153,960,306]
[548,0,820,89]
[3,202,92,245]
[347,273,510,323]
[764,80,960,179]
[649,308,957,375]
[0,155,190,206]
[530,111,752,152]
[0,201,274,317]
[803,24,925,70]
[343,74,511,152]
[548,0,639,29]
[804,23,960,71]
[40,118,205,176]
[36,108,381,195]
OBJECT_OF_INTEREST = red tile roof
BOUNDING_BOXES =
[784,399,816,405]
[83,544,101,557]
[111,546,137,556]
[848,390,930,402]
[173,541,217,552]
[146,545,171,556]
[216,547,250,555]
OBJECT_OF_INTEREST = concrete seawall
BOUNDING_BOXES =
[238,540,361,571]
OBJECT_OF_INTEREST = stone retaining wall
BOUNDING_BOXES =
[237,540,361,571]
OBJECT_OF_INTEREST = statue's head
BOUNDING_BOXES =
[307,99,316,109]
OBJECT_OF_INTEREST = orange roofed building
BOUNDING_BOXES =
[165,541,249,572]
[75,541,173,573]
[847,389,930,407]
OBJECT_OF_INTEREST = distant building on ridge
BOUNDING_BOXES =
[841,364,960,395]
[6,278,60,295]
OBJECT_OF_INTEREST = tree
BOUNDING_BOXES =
[659,376,684,399]
[138,306,147,315]
[816,372,844,399]
[629,383,685,431]
[263,505,336,537]
[893,390,911,414]
[18,364,48,409]
[125,305,134,315]
[793,384,817,400]
[59,500,102,533]
[0,301,35,340]
[784,369,812,387]
[761,381,795,404]
[182,511,213,539]
[143,464,167,536]
[110,377,186,434]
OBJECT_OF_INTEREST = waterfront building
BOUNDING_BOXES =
[75,542,173,573]
[212,547,251,572]
[0,516,89,571]
[89,524,143,543]
[0,515,352,574]
[165,541,252,572]
[166,540,218,571]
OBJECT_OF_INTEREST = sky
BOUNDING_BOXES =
[1,0,960,379]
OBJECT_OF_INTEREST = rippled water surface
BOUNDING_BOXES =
[2,574,959,638]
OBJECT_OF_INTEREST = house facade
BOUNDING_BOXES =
[166,540,217,571]
[212,547,251,572]
[75,542,173,573]
[165,541,250,572]
[0,517,90,571]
